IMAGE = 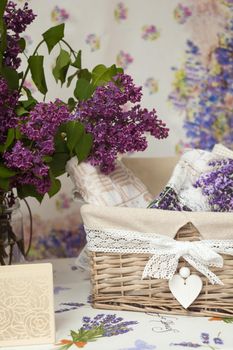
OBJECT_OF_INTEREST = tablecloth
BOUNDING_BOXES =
[4,258,233,350]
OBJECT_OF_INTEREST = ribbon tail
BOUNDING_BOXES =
[184,255,223,285]
[142,253,179,280]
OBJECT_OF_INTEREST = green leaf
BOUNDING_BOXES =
[78,68,92,82]
[21,98,37,110]
[0,165,16,178]
[71,50,82,69]
[17,184,44,203]
[74,78,94,101]
[22,85,34,99]
[53,49,71,85]
[2,66,19,90]
[92,64,120,87]
[116,66,124,74]
[67,71,78,88]
[75,132,93,162]
[54,131,68,153]
[49,153,70,177]
[67,97,76,112]
[0,0,7,16]
[21,87,37,109]
[28,55,47,95]
[3,128,15,150]
[42,23,65,53]
[0,178,9,191]
[18,71,23,79]
[66,121,84,153]
[48,175,61,197]
[16,105,29,116]
[0,21,6,60]
[223,317,233,323]
[42,156,53,163]
[15,128,22,140]
[18,38,26,52]
[70,330,79,339]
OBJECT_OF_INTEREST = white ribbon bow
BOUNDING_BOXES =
[85,227,233,285]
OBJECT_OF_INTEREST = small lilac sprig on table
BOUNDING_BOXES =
[194,158,233,212]
[56,314,138,349]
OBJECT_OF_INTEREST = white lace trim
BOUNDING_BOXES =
[85,226,233,285]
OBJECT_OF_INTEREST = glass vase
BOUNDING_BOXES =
[0,198,25,265]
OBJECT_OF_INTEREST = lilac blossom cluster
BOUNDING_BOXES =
[3,100,71,194]
[0,77,19,143]
[0,2,35,143]
[3,1,36,69]
[76,73,169,173]
[194,158,233,212]
[81,314,138,337]
[148,186,191,211]
[21,99,71,152]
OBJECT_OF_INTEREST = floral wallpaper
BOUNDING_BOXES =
[14,0,233,259]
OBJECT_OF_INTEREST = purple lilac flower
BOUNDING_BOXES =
[75,73,169,174]
[17,173,51,195]
[4,1,36,69]
[4,141,34,170]
[0,77,19,143]
[194,158,233,212]
[3,139,51,194]
[21,100,71,146]
[148,186,192,211]
[4,100,71,194]
[4,1,36,34]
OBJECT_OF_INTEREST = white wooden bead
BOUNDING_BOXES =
[179,266,191,279]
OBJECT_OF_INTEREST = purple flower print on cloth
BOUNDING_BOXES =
[54,286,71,295]
[142,25,160,41]
[174,4,192,24]
[170,332,224,349]
[114,2,128,22]
[144,78,159,94]
[56,314,138,349]
[85,33,100,51]
[51,5,69,24]
[119,339,156,350]
[170,342,201,348]
[55,302,85,314]
[116,51,133,69]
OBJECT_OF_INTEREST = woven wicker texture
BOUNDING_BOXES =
[90,223,233,316]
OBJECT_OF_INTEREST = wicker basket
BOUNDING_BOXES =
[89,223,233,317]
[82,157,233,317]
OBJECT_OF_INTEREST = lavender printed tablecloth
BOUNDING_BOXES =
[4,258,233,350]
